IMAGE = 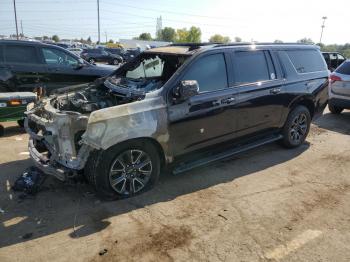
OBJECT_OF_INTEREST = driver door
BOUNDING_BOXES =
[40,47,94,94]
[168,52,239,156]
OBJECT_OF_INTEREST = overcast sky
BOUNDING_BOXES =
[0,0,348,44]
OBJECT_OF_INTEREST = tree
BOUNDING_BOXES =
[160,27,176,42]
[186,26,201,43]
[108,39,114,43]
[176,28,189,43]
[209,34,231,43]
[234,36,242,42]
[297,38,314,44]
[52,35,59,42]
[43,35,49,40]
[137,32,152,41]
[87,36,92,44]
[274,39,283,43]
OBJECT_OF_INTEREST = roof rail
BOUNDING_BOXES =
[168,42,220,51]
[214,42,315,47]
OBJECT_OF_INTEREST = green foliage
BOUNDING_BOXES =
[320,43,350,58]
[274,39,283,43]
[160,27,177,42]
[137,33,152,41]
[297,38,314,44]
[108,39,114,43]
[186,26,201,43]
[52,35,59,42]
[209,34,231,43]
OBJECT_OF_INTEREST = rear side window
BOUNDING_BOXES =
[335,61,350,75]
[232,51,272,85]
[0,45,3,62]
[182,53,227,93]
[4,45,39,64]
[286,50,325,73]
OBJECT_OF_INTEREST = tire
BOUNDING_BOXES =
[281,105,311,148]
[85,140,161,200]
[0,125,4,137]
[328,104,343,114]
[17,119,24,128]
[88,58,95,64]
[112,59,119,65]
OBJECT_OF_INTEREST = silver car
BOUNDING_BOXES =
[329,59,350,114]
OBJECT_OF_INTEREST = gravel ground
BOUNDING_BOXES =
[0,109,350,262]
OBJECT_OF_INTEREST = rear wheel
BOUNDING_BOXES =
[17,119,24,128]
[86,140,160,200]
[328,104,343,114]
[0,125,4,137]
[112,59,120,65]
[281,105,311,148]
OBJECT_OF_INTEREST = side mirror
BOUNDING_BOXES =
[174,80,199,101]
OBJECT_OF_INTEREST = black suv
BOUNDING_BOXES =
[80,49,123,65]
[26,43,328,199]
[0,40,114,94]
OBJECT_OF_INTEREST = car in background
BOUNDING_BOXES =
[322,52,346,71]
[67,47,83,56]
[0,40,115,95]
[122,48,141,62]
[80,48,123,65]
[53,42,70,49]
[328,59,350,114]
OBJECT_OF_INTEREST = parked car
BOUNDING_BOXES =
[67,47,83,56]
[0,92,36,134]
[328,59,350,114]
[122,48,141,62]
[0,40,114,94]
[53,43,70,49]
[25,43,328,199]
[322,52,346,71]
[80,48,123,65]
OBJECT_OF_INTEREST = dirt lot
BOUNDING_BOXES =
[0,109,350,262]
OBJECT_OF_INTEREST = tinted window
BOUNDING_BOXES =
[233,51,271,84]
[4,45,39,64]
[335,61,350,75]
[42,48,79,66]
[337,54,345,61]
[182,53,227,92]
[286,50,325,73]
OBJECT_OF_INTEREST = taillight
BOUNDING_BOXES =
[330,74,342,83]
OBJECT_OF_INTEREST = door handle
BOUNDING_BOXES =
[270,87,281,94]
[221,97,236,104]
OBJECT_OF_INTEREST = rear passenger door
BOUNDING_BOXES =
[2,44,45,92]
[232,50,284,138]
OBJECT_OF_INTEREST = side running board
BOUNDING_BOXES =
[172,134,283,175]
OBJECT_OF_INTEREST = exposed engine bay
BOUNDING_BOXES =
[51,52,187,113]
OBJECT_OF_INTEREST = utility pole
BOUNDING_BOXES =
[20,19,23,37]
[13,0,19,40]
[319,16,327,44]
[97,0,100,44]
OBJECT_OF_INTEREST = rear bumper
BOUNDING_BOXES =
[329,98,350,109]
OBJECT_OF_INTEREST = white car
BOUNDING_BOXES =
[67,47,83,56]
[328,59,350,114]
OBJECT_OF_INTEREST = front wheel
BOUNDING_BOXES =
[112,59,120,65]
[281,105,311,148]
[86,140,161,200]
[328,104,343,114]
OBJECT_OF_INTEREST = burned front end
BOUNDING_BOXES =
[25,52,187,180]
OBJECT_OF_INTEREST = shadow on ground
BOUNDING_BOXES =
[314,111,350,135]
[0,141,309,248]
[0,124,26,138]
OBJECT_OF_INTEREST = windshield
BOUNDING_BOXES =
[119,53,189,82]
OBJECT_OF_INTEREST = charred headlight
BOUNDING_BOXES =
[86,122,106,139]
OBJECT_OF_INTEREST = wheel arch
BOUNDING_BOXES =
[289,96,315,118]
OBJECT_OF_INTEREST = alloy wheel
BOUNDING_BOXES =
[289,113,307,143]
[109,149,152,195]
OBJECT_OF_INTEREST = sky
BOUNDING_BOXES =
[0,0,349,44]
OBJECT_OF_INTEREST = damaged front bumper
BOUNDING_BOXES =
[25,102,93,181]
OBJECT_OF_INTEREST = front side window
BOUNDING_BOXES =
[42,48,79,66]
[232,51,271,85]
[287,50,326,73]
[182,53,227,93]
[4,45,39,64]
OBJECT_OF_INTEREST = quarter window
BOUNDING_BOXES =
[4,45,39,64]
[233,51,271,85]
[182,53,227,93]
[286,50,326,73]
